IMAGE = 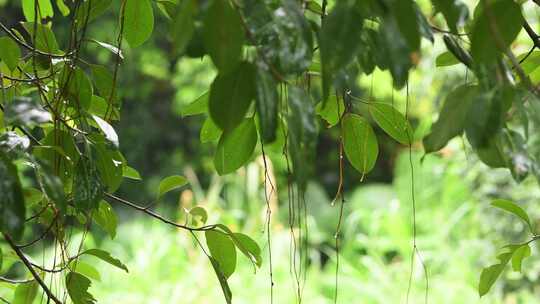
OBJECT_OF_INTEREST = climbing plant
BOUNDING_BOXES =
[1,0,540,303]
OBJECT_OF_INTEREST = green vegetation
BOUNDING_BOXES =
[1,0,540,303]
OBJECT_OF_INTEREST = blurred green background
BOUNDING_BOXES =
[1,0,540,303]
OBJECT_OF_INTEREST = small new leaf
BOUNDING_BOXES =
[157,175,188,198]
[491,199,533,232]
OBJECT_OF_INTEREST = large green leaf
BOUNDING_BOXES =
[73,156,105,212]
[287,87,318,191]
[255,65,278,143]
[75,0,112,30]
[181,91,208,117]
[511,244,531,272]
[369,103,412,145]
[22,22,61,54]
[423,85,477,153]
[205,230,237,278]
[214,118,257,175]
[12,281,37,304]
[432,0,469,33]
[200,116,222,143]
[470,0,523,64]
[172,0,197,55]
[0,153,25,240]
[232,233,262,268]
[479,262,506,297]
[393,0,420,52]
[209,62,256,131]
[342,114,378,174]
[203,0,244,73]
[124,0,154,47]
[22,0,53,22]
[59,67,93,110]
[0,37,21,71]
[92,140,124,192]
[316,95,344,128]
[82,249,129,272]
[319,2,363,99]
[65,272,97,304]
[435,51,460,67]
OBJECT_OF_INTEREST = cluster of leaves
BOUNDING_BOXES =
[2,0,540,302]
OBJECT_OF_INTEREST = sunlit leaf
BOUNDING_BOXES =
[81,249,128,273]
[205,230,237,278]
[214,118,257,175]
[342,114,378,174]
[369,103,413,145]
[491,199,533,232]
[65,272,97,304]
[0,37,21,71]
[157,175,188,198]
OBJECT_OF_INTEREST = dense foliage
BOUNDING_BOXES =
[1,0,540,303]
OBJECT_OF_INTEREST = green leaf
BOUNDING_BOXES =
[203,0,244,73]
[124,0,154,48]
[306,1,322,15]
[342,114,378,174]
[319,2,363,99]
[12,281,38,304]
[122,165,141,180]
[21,22,61,54]
[511,244,531,272]
[65,272,97,304]
[88,39,123,59]
[157,175,188,198]
[369,103,413,145]
[232,233,262,268]
[189,206,207,226]
[82,249,129,273]
[209,62,256,131]
[73,157,105,212]
[491,199,533,232]
[316,95,344,127]
[71,260,101,282]
[479,263,506,297]
[88,95,119,120]
[393,0,421,52]
[56,0,70,16]
[92,141,124,192]
[40,169,67,214]
[287,87,318,191]
[59,67,93,110]
[255,65,278,143]
[92,115,119,148]
[470,0,523,64]
[432,0,469,33]
[209,256,232,304]
[0,37,21,71]
[435,51,460,67]
[171,0,196,55]
[442,35,473,68]
[377,16,413,88]
[0,153,25,240]
[214,118,257,175]
[75,0,111,30]
[22,0,54,22]
[200,116,222,143]
[205,230,237,278]
[464,90,505,149]
[36,129,79,185]
[91,65,116,102]
[92,200,117,239]
[181,91,208,117]
[423,85,477,153]
[4,97,52,126]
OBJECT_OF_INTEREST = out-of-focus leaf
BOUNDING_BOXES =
[65,272,97,304]
[209,256,232,304]
[423,85,477,153]
[255,64,278,143]
[470,0,523,64]
[342,113,378,174]
[12,281,37,304]
[172,0,196,55]
[21,22,61,54]
[203,0,244,73]
[205,230,237,278]
[443,35,473,68]
[287,87,317,191]
[189,206,207,226]
[214,118,257,175]
[432,0,469,33]
[71,260,101,282]
[0,153,25,240]
[0,132,30,155]
[209,62,256,131]
[122,165,141,180]
[124,0,154,47]
[0,37,21,71]
[157,175,188,198]
[56,0,70,16]
[232,233,262,268]
[75,0,111,30]
[394,0,421,51]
